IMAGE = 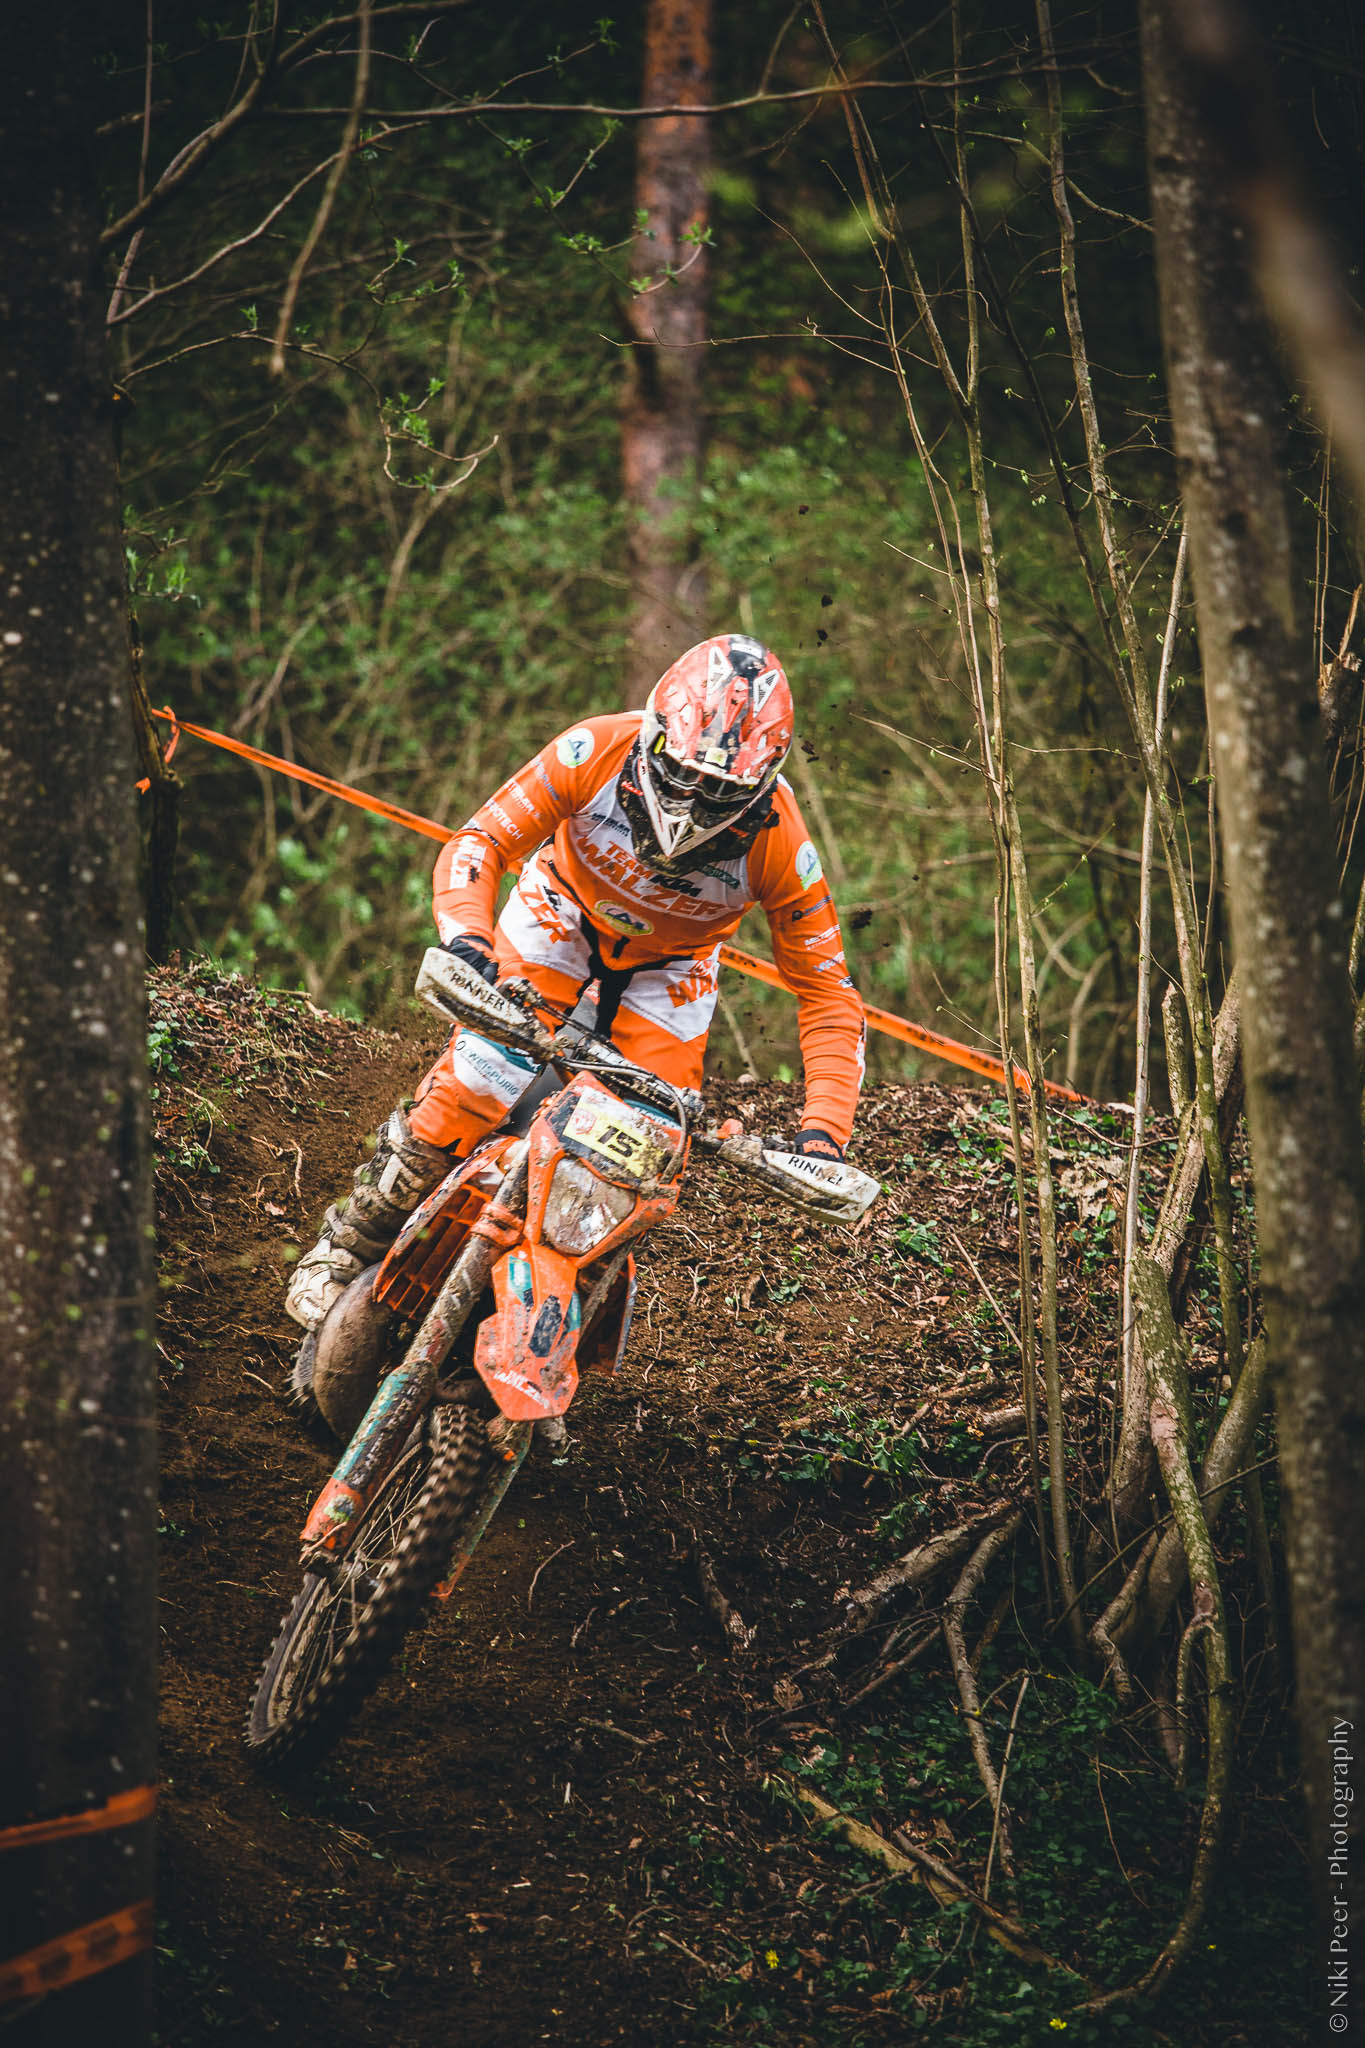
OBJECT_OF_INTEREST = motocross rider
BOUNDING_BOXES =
[285,633,867,1340]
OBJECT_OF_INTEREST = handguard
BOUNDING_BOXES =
[415,944,547,1055]
[706,1131,881,1228]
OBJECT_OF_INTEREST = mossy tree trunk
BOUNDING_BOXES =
[622,0,713,704]
[1144,0,1365,2006]
[0,6,157,2040]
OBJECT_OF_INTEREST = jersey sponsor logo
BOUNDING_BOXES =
[594,900,655,938]
[556,727,596,768]
[800,926,840,949]
[795,840,823,890]
[786,890,834,922]
[445,833,486,888]
[666,958,718,1009]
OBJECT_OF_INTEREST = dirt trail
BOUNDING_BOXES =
[149,965,1303,2047]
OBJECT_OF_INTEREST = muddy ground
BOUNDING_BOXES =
[149,964,1309,2047]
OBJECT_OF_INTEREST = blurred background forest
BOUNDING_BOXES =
[105,0,1365,1098]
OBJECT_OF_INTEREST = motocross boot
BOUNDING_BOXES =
[286,1107,454,1335]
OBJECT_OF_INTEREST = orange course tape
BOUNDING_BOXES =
[0,1787,156,2007]
[146,709,1088,1104]
[0,1784,156,1851]
[0,1902,153,2006]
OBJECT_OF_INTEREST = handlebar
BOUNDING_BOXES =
[414,946,881,1228]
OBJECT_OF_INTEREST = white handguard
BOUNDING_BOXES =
[711,1131,881,1227]
[414,945,546,1054]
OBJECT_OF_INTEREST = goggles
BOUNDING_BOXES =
[650,748,760,826]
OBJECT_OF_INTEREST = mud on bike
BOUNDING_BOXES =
[244,946,881,1769]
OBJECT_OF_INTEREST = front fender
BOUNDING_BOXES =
[474,1238,582,1420]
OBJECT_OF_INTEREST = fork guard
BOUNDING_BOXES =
[473,1238,583,1421]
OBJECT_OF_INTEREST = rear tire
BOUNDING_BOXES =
[244,1403,491,1770]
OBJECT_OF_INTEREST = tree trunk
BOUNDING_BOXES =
[1143,0,1365,2015]
[622,0,713,705]
[0,9,157,2042]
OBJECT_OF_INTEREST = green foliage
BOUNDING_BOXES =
[646,1652,1308,2045]
[110,1,1188,1092]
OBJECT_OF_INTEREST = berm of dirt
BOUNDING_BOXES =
[150,962,1307,2047]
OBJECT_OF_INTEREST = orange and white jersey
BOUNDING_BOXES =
[432,713,865,1142]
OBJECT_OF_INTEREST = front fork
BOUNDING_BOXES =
[300,1150,530,1562]
[432,1417,532,1599]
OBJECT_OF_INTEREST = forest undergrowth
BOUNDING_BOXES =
[148,960,1307,2047]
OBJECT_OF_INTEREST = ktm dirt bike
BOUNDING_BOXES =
[243,946,880,1769]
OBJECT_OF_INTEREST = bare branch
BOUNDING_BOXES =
[270,0,372,373]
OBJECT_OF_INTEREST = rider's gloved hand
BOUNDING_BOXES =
[441,935,499,986]
[793,1127,844,1162]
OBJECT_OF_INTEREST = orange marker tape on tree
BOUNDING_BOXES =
[0,1788,157,2007]
[0,1784,156,1851]
[148,707,452,840]
[0,1902,154,2006]
[144,710,1089,1103]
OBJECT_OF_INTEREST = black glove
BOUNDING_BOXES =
[441,935,498,986]
[793,1127,844,1162]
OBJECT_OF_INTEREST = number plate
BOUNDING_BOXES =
[564,1094,667,1179]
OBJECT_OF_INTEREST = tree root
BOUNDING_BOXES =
[942,1511,1025,1881]
[1078,1252,1234,2010]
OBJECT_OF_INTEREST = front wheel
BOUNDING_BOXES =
[244,1403,491,1770]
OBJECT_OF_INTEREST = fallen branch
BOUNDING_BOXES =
[977,1389,1088,1437]
[835,1504,1017,1628]
[794,1508,1016,1685]
[777,1777,1080,1977]
[581,1718,662,1749]
[843,1622,940,1707]
[692,1534,754,1650]
[527,1538,574,1612]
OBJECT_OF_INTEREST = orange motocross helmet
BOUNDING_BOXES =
[622,634,795,874]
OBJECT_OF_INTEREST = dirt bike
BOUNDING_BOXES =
[243,946,881,1769]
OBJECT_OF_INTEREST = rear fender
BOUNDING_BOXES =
[474,1238,582,1420]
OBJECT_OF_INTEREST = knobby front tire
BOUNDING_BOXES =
[244,1403,492,1771]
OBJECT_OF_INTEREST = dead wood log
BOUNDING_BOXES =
[778,1777,1082,1978]
[794,1504,1018,1683]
